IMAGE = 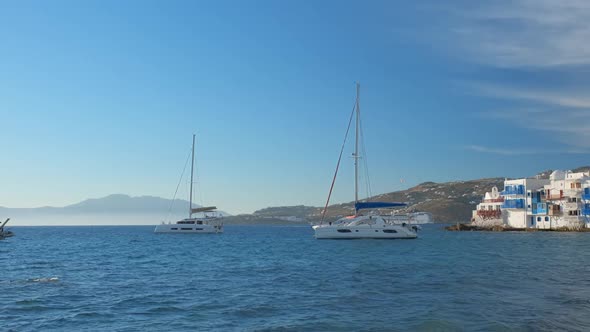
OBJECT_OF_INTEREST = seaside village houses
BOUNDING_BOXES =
[472,170,590,229]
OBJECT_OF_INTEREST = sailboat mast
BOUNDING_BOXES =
[354,82,360,207]
[189,134,195,218]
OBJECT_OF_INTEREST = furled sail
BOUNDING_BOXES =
[191,206,217,213]
[354,202,406,212]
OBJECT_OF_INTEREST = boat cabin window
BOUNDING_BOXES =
[197,220,203,225]
[383,229,398,233]
[171,228,178,230]
[195,228,203,231]
[337,229,352,233]
[181,228,192,230]
[178,220,195,224]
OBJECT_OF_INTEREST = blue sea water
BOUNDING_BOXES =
[1,224,590,331]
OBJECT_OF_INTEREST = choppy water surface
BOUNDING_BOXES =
[1,225,590,331]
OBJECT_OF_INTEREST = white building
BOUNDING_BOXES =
[501,177,549,228]
[471,186,503,227]
[473,170,590,229]
[528,170,590,229]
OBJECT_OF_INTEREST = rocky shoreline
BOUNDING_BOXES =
[445,223,590,232]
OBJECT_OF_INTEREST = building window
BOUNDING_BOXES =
[537,217,541,221]
[545,217,549,221]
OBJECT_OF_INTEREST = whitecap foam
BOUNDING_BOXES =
[29,277,59,283]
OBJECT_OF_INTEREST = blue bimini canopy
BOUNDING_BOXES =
[355,201,407,211]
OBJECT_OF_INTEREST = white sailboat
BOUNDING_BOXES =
[154,135,223,234]
[312,83,418,239]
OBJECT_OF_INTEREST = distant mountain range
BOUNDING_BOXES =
[0,194,229,216]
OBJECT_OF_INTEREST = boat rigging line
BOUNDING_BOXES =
[320,101,357,224]
[164,147,192,223]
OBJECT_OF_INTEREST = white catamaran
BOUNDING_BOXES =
[312,83,418,239]
[154,135,223,234]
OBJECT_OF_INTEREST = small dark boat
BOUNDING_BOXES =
[0,218,13,239]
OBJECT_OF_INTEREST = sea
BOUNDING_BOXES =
[1,224,590,331]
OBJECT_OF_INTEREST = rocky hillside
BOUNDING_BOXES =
[245,177,504,223]
[247,166,590,223]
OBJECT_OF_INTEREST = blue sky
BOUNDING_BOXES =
[1,0,589,214]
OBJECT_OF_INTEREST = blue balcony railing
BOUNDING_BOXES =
[502,185,525,195]
[502,199,525,209]
[533,208,547,214]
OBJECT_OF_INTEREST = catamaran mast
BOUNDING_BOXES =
[354,82,360,208]
[189,134,195,219]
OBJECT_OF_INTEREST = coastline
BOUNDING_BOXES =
[446,223,590,232]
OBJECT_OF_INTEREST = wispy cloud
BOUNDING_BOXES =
[465,144,590,156]
[440,1,590,153]
[449,0,590,68]
[465,145,541,156]
[474,84,590,109]
[473,86,590,149]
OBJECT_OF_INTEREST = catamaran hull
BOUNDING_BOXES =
[312,225,417,239]
[154,224,223,234]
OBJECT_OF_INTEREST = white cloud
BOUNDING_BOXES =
[474,84,590,109]
[477,106,590,150]
[442,1,590,153]
[450,0,590,68]
[465,145,540,156]
[465,144,590,156]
